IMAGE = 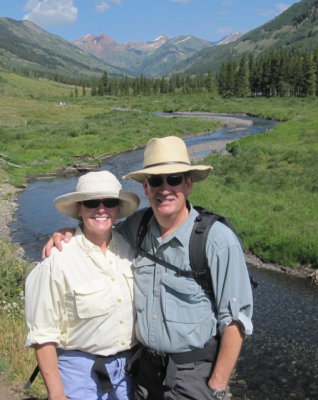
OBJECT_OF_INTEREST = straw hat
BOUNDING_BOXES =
[123,136,212,182]
[54,171,139,219]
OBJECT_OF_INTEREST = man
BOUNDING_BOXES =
[44,136,253,400]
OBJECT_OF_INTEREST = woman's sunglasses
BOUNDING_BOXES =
[81,199,120,209]
[146,174,184,188]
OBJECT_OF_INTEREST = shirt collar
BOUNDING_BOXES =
[74,225,115,255]
[148,203,199,247]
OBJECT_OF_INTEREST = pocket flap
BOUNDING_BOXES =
[73,278,107,295]
[161,274,199,295]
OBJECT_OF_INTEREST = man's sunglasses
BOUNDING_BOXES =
[81,199,120,209]
[146,174,184,188]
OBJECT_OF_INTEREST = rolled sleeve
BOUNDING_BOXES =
[24,258,64,348]
[207,224,253,337]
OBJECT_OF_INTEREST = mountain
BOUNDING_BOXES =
[174,0,318,75]
[73,34,220,77]
[216,32,242,45]
[4,0,316,82]
[0,17,126,79]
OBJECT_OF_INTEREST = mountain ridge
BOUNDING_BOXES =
[1,0,317,80]
[174,0,318,75]
[72,33,228,77]
[0,17,126,79]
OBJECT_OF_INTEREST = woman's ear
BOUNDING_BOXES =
[76,202,82,217]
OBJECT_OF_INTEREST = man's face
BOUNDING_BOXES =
[143,173,193,219]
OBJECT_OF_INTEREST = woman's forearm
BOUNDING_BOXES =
[35,343,67,400]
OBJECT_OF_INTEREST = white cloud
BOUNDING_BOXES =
[221,1,232,6]
[23,0,78,27]
[95,2,110,13]
[95,0,122,13]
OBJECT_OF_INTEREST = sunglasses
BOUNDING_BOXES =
[146,174,184,188]
[81,199,120,209]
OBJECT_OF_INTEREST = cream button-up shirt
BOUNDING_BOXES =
[25,227,137,356]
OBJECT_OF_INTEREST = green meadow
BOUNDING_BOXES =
[0,70,318,396]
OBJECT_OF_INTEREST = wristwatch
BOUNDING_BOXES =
[208,387,227,400]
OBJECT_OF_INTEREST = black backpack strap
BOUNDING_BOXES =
[191,206,259,295]
[135,207,194,279]
[136,207,154,250]
[190,207,228,301]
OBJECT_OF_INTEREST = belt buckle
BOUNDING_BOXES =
[148,349,167,366]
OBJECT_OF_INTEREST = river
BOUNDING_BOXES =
[11,113,318,400]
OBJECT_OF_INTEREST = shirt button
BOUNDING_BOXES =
[150,338,156,344]
[120,320,124,324]
[152,314,157,320]
[121,341,125,346]
[117,298,122,303]
[154,290,160,297]
[111,278,116,281]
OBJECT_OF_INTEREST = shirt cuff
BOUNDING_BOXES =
[219,313,253,336]
[218,296,253,336]
[25,328,60,348]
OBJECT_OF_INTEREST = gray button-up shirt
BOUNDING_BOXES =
[117,205,253,354]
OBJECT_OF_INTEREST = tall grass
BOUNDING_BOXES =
[0,238,46,397]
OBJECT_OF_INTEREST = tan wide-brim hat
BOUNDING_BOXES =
[54,171,140,219]
[123,136,212,182]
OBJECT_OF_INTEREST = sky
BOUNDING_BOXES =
[0,0,300,44]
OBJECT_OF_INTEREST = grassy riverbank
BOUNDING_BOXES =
[0,71,318,397]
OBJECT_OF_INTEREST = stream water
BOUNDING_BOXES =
[11,113,318,399]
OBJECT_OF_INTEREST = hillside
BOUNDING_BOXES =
[175,0,318,74]
[0,18,125,79]
[73,34,214,77]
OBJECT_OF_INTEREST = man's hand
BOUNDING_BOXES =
[42,228,75,259]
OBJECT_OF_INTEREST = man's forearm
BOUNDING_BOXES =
[208,322,244,390]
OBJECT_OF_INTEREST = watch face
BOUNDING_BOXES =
[210,389,226,399]
[215,391,226,400]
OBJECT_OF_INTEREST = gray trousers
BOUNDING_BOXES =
[134,354,226,400]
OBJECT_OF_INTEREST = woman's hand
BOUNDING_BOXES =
[42,228,75,259]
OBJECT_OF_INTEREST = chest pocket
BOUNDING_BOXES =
[161,274,209,323]
[73,279,115,319]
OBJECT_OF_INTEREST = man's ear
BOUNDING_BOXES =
[143,179,149,196]
[185,175,193,196]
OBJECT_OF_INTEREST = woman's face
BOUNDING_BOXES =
[77,199,120,238]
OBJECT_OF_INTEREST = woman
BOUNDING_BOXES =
[24,171,140,400]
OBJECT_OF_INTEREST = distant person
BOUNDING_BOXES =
[43,136,253,400]
[25,171,140,400]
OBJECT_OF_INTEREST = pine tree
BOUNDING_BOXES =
[236,55,250,97]
[302,52,316,96]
